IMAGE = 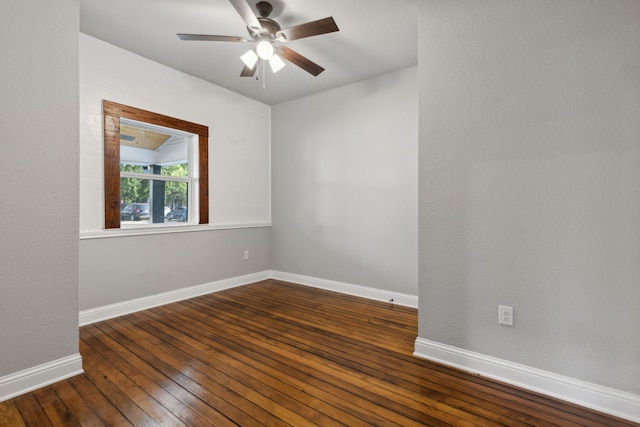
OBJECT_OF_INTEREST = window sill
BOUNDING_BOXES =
[79,222,272,240]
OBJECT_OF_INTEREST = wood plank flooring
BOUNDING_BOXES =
[1,279,636,426]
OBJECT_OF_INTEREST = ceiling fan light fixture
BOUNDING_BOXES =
[178,1,340,78]
[256,40,274,60]
[269,54,286,73]
[240,49,258,68]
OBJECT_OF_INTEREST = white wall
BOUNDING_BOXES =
[271,67,418,296]
[418,0,640,395]
[79,34,272,310]
[0,0,80,376]
[80,34,270,231]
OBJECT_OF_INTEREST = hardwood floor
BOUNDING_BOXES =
[0,280,635,426]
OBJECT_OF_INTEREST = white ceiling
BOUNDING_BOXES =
[80,0,419,105]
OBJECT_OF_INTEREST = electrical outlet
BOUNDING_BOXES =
[243,250,249,260]
[498,305,513,326]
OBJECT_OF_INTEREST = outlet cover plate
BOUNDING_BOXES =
[499,305,513,326]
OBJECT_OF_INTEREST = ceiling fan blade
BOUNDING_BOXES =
[228,0,262,32]
[240,61,258,77]
[276,46,325,76]
[276,17,339,42]
[177,33,251,42]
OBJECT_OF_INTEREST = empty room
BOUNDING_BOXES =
[1,0,639,425]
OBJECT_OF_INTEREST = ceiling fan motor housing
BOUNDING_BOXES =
[253,17,281,39]
[248,2,281,39]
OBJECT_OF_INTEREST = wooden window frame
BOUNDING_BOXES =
[103,100,209,229]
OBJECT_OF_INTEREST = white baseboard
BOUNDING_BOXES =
[79,270,271,326]
[271,270,418,308]
[80,270,417,327]
[0,354,83,403]
[414,337,640,424]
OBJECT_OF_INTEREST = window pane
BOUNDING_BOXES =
[164,182,189,223]
[120,177,189,225]
[120,176,149,205]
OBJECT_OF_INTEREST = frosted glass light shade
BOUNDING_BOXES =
[269,54,285,73]
[240,50,258,68]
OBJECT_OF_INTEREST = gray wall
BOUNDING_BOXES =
[0,0,80,376]
[418,0,640,394]
[79,34,273,311]
[80,228,270,309]
[271,68,419,295]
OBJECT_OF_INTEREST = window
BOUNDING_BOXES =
[103,101,208,229]
[119,119,193,225]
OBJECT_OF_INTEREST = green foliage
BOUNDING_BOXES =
[120,164,145,174]
[120,164,150,204]
[162,163,188,177]
[120,163,188,207]
[163,164,188,209]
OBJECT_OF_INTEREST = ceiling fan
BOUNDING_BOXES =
[177,0,339,77]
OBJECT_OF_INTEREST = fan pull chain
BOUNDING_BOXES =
[262,60,267,90]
